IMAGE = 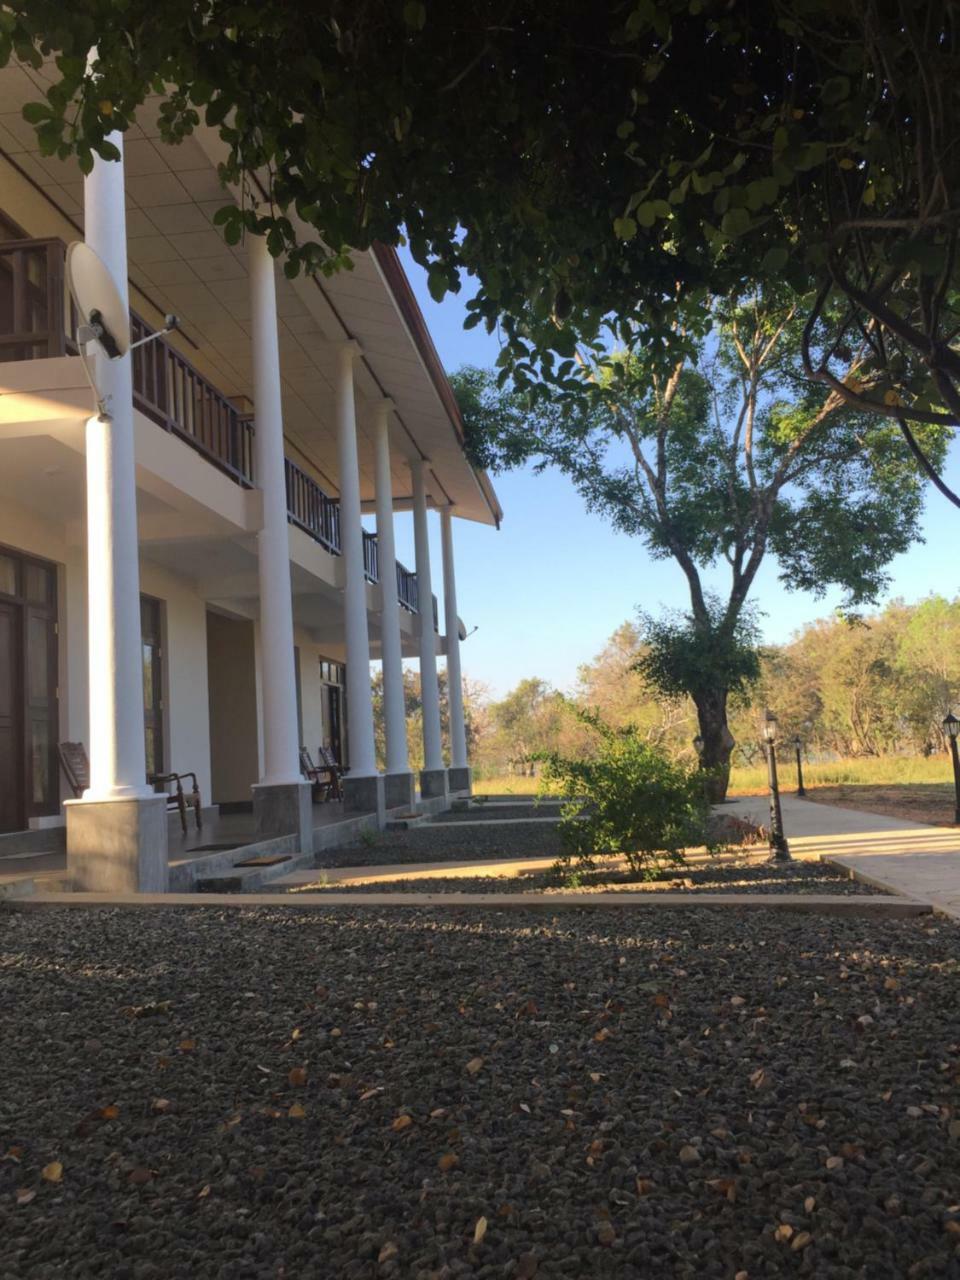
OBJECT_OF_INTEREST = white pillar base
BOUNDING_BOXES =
[65,795,168,893]
[447,766,473,796]
[419,768,450,804]
[383,771,417,811]
[342,773,385,817]
[252,782,314,853]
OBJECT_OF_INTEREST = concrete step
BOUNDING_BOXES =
[385,813,428,831]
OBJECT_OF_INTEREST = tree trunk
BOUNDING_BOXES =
[694,688,736,803]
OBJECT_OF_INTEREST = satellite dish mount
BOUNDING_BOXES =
[65,241,179,421]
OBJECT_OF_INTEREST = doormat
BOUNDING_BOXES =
[185,843,246,853]
[233,855,293,868]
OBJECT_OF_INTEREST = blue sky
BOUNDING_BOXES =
[389,248,960,700]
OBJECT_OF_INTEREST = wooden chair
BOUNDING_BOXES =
[57,741,202,836]
[300,747,340,803]
[317,745,344,802]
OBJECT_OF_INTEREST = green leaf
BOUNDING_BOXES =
[427,265,448,302]
[212,204,238,227]
[403,2,427,29]
[205,96,232,127]
[760,246,789,273]
[614,215,638,240]
[22,100,51,124]
[720,207,750,237]
[616,120,635,139]
[745,176,778,210]
[821,76,850,105]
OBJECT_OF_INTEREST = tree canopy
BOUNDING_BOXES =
[5,1,959,491]
[455,285,943,793]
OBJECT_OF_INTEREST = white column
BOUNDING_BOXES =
[440,508,468,770]
[372,400,409,775]
[335,342,378,777]
[82,126,152,799]
[249,233,301,785]
[410,458,444,772]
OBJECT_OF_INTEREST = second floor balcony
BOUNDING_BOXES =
[0,235,434,622]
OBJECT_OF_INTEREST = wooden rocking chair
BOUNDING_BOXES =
[317,745,344,801]
[300,746,341,803]
[57,741,202,836]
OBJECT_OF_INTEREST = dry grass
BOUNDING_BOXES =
[471,773,544,797]
[728,753,953,795]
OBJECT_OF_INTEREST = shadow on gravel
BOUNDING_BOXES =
[2,904,959,1277]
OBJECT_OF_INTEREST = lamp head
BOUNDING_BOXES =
[944,711,960,741]
[762,708,778,743]
[692,734,704,754]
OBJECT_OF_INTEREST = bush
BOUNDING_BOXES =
[538,713,712,878]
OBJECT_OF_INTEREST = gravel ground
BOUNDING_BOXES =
[3,904,960,1278]
[292,861,881,897]
[317,821,564,868]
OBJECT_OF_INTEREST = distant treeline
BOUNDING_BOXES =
[467,595,960,775]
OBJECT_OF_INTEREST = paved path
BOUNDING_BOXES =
[726,793,960,919]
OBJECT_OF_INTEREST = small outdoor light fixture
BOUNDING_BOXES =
[944,711,960,826]
[793,734,806,798]
[761,708,791,860]
[693,733,704,757]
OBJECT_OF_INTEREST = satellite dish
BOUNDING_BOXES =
[65,241,180,420]
[66,241,130,359]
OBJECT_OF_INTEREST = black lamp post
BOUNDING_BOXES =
[762,709,791,861]
[944,712,960,826]
[793,735,806,797]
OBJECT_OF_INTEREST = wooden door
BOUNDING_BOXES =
[140,596,164,778]
[0,548,59,832]
[0,600,23,831]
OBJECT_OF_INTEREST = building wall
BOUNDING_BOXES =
[206,610,259,805]
[0,495,215,807]
[139,559,212,802]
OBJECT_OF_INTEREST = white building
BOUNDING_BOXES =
[0,59,501,889]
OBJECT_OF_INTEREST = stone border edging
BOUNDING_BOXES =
[3,890,931,916]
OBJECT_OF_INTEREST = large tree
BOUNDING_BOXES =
[455,288,945,796]
[5,2,959,493]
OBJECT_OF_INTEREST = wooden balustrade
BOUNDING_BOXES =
[0,237,431,617]
[0,238,70,362]
[129,313,254,487]
[362,529,379,583]
[285,458,341,553]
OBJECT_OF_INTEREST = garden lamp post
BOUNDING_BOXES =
[762,709,791,861]
[794,734,806,797]
[693,733,704,763]
[944,712,960,826]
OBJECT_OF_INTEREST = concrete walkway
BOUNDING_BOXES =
[726,793,960,920]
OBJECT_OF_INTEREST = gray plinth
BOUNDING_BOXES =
[252,781,314,852]
[384,771,417,811]
[342,773,385,818]
[65,794,168,893]
[447,766,473,795]
[420,768,450,803]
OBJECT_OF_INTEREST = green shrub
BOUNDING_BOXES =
[538,712,712,878]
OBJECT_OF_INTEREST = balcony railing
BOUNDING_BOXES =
[0,236,254,486]
[1,236,436,623]
[362,529,379,583]
[396,562,418,613]
[285,458,341,553]
[0,237,70,361]
[130,313,254,487]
